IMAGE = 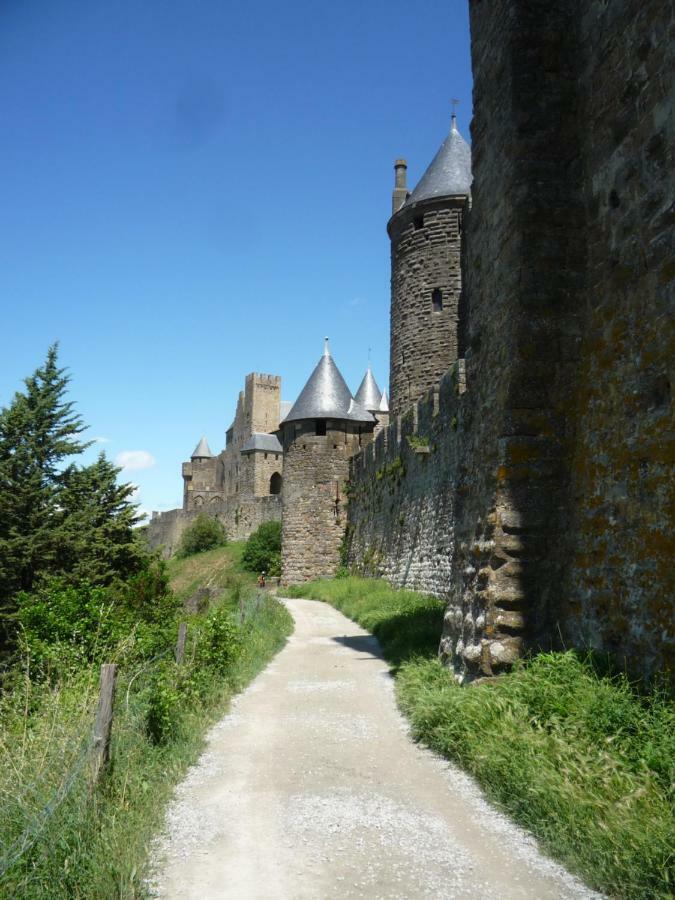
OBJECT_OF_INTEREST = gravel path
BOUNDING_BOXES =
[149,598,601,899]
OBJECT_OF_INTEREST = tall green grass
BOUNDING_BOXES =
[0,574,292,897]
[287,576,674,899]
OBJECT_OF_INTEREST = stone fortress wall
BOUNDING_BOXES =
[149,0,672,680]
[346,0,673,681]
[148,496,281,559]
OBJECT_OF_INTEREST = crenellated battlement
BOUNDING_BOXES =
[350,364,464,481]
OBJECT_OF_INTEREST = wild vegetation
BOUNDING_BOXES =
[0,350,293,897]
[286,576,674,900]
[0,346,146,652]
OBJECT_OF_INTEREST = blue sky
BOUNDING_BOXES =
[1,0,472,517]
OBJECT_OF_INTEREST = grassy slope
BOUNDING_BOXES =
[0,543,292,898]
[166,541,255,600]
[286,576,674,900]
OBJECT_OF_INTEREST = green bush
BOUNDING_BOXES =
[14,557,181,680]
[241,520,281,576]
[198,605,243,674]
[178,514,227,557]
[146,668,182,745]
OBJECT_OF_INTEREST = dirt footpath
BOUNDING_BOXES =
[149,598,601,900]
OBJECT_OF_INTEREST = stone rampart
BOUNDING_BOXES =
[348,0,673,682]
[347,377,460,596]
[147,495,281,558]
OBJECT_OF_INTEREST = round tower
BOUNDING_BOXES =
[388,114,472,416]
[281,339,375,584]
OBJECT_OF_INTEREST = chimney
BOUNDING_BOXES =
[392,158,408,215]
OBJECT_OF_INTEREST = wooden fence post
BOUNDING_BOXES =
[175,622,188,665]
[91,663,117,785]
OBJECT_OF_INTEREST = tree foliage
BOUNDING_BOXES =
[241,520,281,576]
[0,346,148,650]
[178,513,227,557]
[56,453,145,584]
[0,345,89,605]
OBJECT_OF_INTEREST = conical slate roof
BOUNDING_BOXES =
[191,436,213,459]
[284,340,375,425]
[379,390,389,413]
[404,116,471,206]
[354,366,383,412]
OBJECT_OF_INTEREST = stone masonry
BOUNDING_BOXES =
[282,420,373,584]
[346,0,673,682]
[388,199,465,417]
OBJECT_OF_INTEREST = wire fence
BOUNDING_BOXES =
[0,644,177,879]
[0,584,266,882]
[0,727,95,877]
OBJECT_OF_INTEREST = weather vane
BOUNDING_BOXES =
[451,98,459,117]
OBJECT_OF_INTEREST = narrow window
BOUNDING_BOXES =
[316,419,327,436]
[413,215,423,231]
[264,452,268,460]
[432,288,443,313]
[269,472,282,495]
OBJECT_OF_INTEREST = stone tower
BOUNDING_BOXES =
[388,115,472,416]
[281,340,375,584]
[182,436,218,510]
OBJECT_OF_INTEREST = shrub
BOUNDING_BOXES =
[146,668,182,745]
[16,581,126,678]
[178,514,227,557]
[241,520,281,576]
[198,605,243,674]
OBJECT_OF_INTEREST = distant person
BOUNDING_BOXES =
[257,571,266,589]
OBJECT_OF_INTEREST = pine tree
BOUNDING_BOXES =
[0,346,89,627]
[57,453,145,585]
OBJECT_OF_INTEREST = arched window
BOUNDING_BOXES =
[432,289,443,312]
[194,495,204,507]
[269,472,282,495]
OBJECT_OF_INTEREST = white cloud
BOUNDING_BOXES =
[93,436,110,444]
[115,450,156,471]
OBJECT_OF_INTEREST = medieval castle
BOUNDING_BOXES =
[150,0,673,683]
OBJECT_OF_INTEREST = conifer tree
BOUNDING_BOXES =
[56,453,145,585]
[0,345,89,611]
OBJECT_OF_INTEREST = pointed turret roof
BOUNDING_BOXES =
[379,390,389,413]
[404,115,471,207]
[354,366,383,412]
[284,339,375,425]
[191,436,213,459]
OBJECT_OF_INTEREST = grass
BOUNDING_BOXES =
[287,576,674,900]
[0,545,293,898]
[166,541,255,601]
